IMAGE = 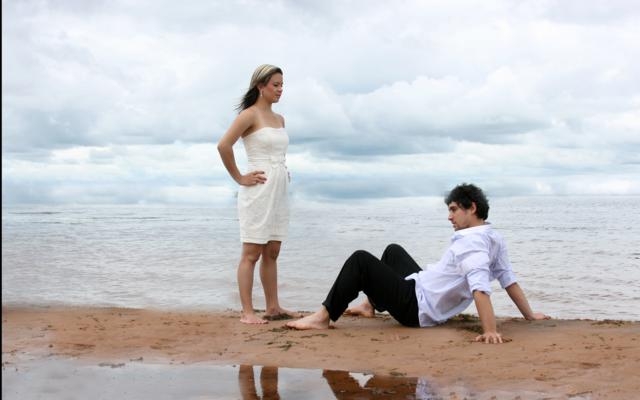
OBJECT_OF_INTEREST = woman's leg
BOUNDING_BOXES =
[238,243,266,324]
[259,366,280,399]
[238,365,258,398]
[260,240,300,319]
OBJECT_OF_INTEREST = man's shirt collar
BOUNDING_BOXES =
[451,222,492,240]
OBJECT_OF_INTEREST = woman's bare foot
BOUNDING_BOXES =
[285,309,331,330]
[344,301,375,318]
[240,312,268,324]
[264,307,303,320]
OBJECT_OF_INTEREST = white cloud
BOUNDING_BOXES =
[3,0,640,204]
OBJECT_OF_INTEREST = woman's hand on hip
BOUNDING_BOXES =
[239,171,267,186]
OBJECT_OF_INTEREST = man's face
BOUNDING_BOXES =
[447,201,477,231]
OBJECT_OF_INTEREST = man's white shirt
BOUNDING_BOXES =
[406,223,517,327]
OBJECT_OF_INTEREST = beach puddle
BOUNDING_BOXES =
[2,359,567,399]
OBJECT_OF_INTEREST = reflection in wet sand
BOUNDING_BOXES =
[237,365,439,399]
[3,359,557,399]
[322,369,437,399]
[239,365,281,400]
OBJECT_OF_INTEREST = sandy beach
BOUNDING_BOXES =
[2,305,640,399]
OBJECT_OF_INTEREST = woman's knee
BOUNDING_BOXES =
[262,241,282,261]
[241,244,263,264]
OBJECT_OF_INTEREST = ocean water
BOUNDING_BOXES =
[2,196,640,321]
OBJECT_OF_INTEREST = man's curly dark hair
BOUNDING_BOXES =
[444,183,490,220]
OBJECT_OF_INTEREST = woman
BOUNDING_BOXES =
[217,64,298,324]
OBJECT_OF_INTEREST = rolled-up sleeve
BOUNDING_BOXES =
[496,269,517,288]
[492,246,517,288]
[461,251,492,294]
[449,226,517,296]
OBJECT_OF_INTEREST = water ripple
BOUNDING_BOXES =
[3,197,640,320]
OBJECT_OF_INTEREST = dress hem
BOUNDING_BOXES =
[241,235,287,245]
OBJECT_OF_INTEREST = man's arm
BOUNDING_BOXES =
[472,290,503,344]
[505,283,550,321]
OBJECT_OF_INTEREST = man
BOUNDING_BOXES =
[286,183,549,343]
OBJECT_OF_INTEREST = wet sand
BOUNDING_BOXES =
[2,306,640,399]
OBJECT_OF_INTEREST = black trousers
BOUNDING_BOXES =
[322,243,422,327]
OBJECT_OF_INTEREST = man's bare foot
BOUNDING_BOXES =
[344,301,375,318]
[285,311,330,330]
[240,313,268,324]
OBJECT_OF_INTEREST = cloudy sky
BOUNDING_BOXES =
[3,0,639,205]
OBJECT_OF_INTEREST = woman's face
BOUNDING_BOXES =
[260,73,283,103]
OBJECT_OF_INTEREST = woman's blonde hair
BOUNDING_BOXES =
[236,64,283,112]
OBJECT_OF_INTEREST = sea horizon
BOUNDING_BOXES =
[3,195,640,321]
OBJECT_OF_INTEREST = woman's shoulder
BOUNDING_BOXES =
[235,107,260,127]
[238,106,258,119]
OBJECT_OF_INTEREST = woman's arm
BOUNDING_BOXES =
[217,110,265,186]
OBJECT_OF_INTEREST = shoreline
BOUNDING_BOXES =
[3,305,640,398]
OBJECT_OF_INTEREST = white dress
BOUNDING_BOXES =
[237,127,289,244]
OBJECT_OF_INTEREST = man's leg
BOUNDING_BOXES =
[381,243,422,277]
[322,250,419,327]
[347,243,423,316]
[286,249,419,330]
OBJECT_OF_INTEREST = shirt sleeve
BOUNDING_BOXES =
[492,245,517,288]
[462,252,492,294]
[452,236,492,294]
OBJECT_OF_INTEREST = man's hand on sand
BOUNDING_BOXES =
[474,332,503,344]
